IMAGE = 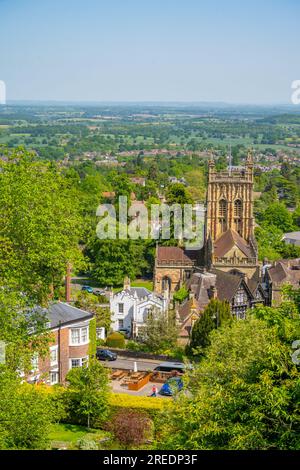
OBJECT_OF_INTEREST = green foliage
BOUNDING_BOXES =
[75,291,111,333]
[0,289,51,372]
[106,332,125,349]
[0,147,84,303]
[173,286,189,303]
[257,202,295,233]
[187,299,231,356]
[89,318,97,358]
[139,309,179,353]
[166,183,193,205]
[66,360,110,428]
[77,436,98,450]
[157,317,300,450]
[88,238,152,286]
[0,371,58,449]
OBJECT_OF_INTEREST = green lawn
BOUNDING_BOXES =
[131,279,153,290]
[49,423,110,444]
[49,423,93,443]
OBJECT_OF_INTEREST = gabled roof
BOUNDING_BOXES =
[115,286,160,301]
[177,297,201,337]
[214,229,254,259]
[267,259,300,286]
[211,268,254,303]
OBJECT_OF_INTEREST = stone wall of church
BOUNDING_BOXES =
[154,266,183,294]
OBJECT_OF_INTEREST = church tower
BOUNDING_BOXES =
[205,150,258,278]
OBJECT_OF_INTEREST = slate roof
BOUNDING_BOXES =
[47,302,93,329]
[283,231,300,242]
[267,259,300,286]
[213,229,254,259]
[114,286,161,301]
[210,268,243,301]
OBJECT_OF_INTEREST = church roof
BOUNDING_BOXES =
[156,246,198,265]
[213,229,254,259]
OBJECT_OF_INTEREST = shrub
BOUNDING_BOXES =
[109,393,167,419]
[173,286,189,303]
[76,437,98,450]
[106,332,125,349]
[108,409,153,448]
[125,340,149,352]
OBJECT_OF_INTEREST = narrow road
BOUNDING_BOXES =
[101,356,162,372]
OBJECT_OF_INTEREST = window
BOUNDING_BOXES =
[234,200,242,234]
[234,288,247,306]
[218,199,227,233]
[81,327,88,343]
[118,319,124,329]
[70,326,89,345]
[234,199,242,217]
[50,346,58,366]
[71,329,80,344]
[70,357,88,369]
[50,371,59,385]
[31,353,39,372]
[118,303,124,314]
[219,199,227,217]
[71,358,80,368]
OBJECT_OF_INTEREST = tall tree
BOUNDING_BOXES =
[0,147,83,303]
[187,299,231,355]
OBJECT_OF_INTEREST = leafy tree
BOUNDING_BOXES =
[140,308,179,353]
[66,360,109,428]
[0,147,83,303]
[173,286,189,303]
[88,239,150,286]
[187,299,231,355]
[258,202,295,232]
[158,317,300,450]
[0,289,51,373]
[75,291,111,333]
[0,370,57,449]
[166,183,193,205]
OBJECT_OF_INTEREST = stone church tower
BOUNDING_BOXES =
[205,150,258,278]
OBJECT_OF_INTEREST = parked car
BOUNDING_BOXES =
[96,349,117,361]
[159,377,183,396]
[118,328,131,338]
[81,285,93,293]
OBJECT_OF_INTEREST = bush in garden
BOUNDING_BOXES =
[76,437,98,450]
[108,409,153,448]
[106,332,125,349]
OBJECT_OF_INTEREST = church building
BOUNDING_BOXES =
[154,150,266,331]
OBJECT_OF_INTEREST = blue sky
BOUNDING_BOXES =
[0,0,299,103]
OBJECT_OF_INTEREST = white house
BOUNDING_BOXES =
[282,231,300,247]
[110,278,169,338]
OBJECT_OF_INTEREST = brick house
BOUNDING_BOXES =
[27,302,94,386]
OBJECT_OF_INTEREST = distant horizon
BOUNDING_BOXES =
[3,99,300,108]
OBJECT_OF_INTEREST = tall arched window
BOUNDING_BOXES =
[219,199,227,217]
[234,199,242,218]
[218,199,227,233]
[234,199,242,235]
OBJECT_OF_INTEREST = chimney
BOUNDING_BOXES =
[65,263,71,303]
[210,285,217,299]
[124,276,131,290]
